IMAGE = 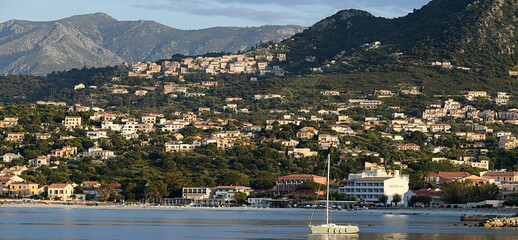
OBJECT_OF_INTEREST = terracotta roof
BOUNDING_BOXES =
[11,181,37,185]
[2,153,20,156]
[48,183,72,188]
[412,189,441,196]
[482,171,518,177]
[456,175,489,182]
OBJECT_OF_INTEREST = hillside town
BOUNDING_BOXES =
[118,52,286,79]
[1,65,518,209]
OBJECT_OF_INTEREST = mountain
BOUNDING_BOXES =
[284,0,517,72]
[0,13,305,75]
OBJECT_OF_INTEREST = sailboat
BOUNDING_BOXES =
[309,154,360,234]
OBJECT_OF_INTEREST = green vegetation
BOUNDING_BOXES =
[440,182,499,204]
[283,0,517,74]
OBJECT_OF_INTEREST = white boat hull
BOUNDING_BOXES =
[309,224,360,234]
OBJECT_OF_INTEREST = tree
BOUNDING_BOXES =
[392,193,402,207]
[145,180,168,200]
[98,183,115,201]
[218,171,250,186]
[234,192,248,205]
[417,195,432,206]
[406,131,427,145]
[410,194,432,207]
[296,181,325,193]
[164,173,192,197]
[379,194,389,206]
[251,177,276,190]
[440,182,498,204]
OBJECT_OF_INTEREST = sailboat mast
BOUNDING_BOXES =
[326,153,330,225]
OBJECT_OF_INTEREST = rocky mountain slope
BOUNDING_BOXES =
[0,13,304,75]
[284,0,517,72]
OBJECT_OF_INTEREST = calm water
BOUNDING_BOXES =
[0,206,517,239]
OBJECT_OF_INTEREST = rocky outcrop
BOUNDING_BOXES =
[481,217,518,227]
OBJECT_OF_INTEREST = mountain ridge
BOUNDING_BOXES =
[0,13,305,75]
[284,0,517,73]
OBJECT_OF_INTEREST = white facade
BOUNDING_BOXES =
[1,153,23,163]
[29,156,50,167]
[338,176,409,205]
[182,187,212,199]
[248,198,272,208]
[83,147,116,159]
[340,163,409,205]
[47,184,75,201]
[212,186,252,200]
[165,142,198,152]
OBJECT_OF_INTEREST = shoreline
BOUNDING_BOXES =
[1,202,517,216]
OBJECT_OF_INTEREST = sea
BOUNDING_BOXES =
[0,206,517,240]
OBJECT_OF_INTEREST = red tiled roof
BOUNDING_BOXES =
[48,183,72,188]
[412,189,441,196]
[482,171,518,177]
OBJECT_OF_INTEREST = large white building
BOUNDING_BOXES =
[338,163,409,205]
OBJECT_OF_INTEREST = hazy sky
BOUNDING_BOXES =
[1,0,431,29]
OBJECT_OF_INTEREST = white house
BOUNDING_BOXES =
[86,131,108,140]
[83,147,116,159]
[47,183,75,201]
[29,155,51,167]
[165,141,198,152]
[1,153,23,163]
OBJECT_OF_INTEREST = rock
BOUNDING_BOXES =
[481,217,518,227]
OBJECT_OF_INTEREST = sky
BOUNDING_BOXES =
[1,0,431,29]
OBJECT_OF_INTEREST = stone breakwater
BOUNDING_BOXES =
[481,217,518,227]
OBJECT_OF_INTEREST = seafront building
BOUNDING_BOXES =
[274,174,327,194]
[338,164,410,206]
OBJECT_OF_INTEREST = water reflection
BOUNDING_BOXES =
[1,207,517,240]
[308,234,360,240]
[306,232,518,240]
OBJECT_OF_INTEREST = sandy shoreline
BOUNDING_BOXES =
[1,202,517,216]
